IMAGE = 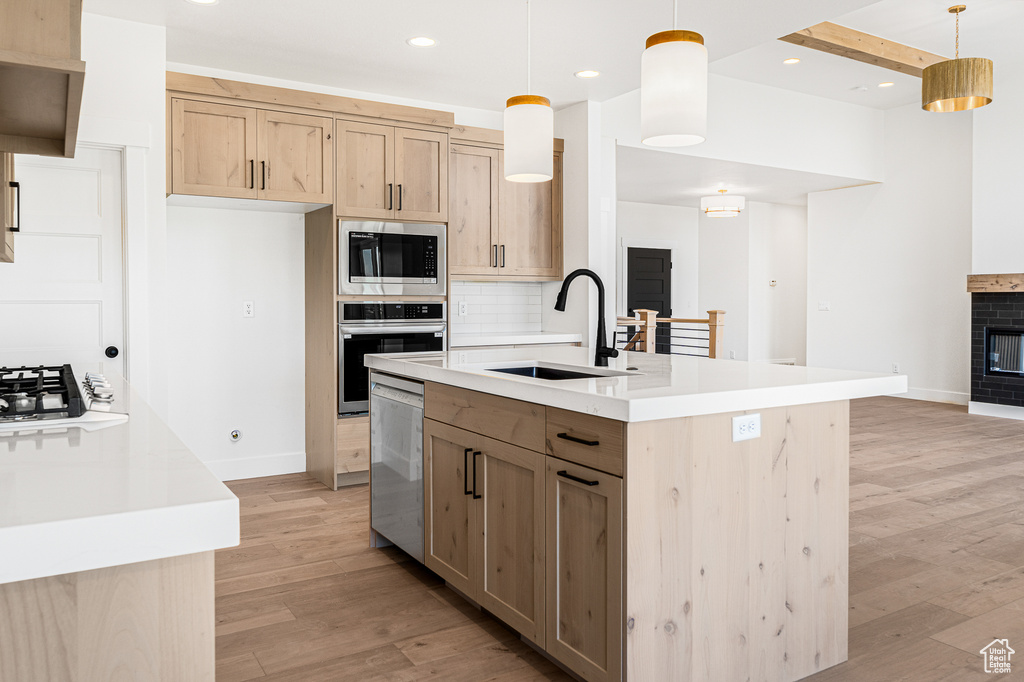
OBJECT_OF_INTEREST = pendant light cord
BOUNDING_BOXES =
[527,0,532,95]
[955,10,960,59]
[673,0,677,30]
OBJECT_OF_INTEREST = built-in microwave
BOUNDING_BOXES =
[339,221,446,296]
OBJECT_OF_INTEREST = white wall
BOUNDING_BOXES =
[807,103,973,404]
[698,212,750,360]
[79,14,167,410]
[973,61,1024,274]
[615,201,699,319]
[748,202,807,364]
[164,207,305,480]
[602,75,886,182]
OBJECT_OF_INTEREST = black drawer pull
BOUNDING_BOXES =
[463,448,473,496]
[557,470,599,486]
[557,432,599,447]
[472,451,482,499]
[9,181,20,232]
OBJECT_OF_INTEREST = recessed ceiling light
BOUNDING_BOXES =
[783,57,801,65]
[185,0,219,4]
[575,70,601,79]
[878,81,895,88]
[406,37,437,47]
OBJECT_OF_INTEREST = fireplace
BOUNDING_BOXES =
[969,275,1024,410]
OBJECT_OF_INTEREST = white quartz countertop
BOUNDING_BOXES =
[0,373,239,585]
[365,346,908,422]
[450,331,582,348]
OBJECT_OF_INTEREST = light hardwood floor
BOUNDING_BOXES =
[217,397,1024,681]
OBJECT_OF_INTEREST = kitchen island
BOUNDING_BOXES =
[0,374,239,682]
[365,346,906,682]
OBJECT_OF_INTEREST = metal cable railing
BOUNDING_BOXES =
[614,309,725,358]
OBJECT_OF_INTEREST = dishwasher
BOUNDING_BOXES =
[368,371,424,562]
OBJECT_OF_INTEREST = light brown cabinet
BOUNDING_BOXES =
[449,141,562,280]
[170,98,332,203]
[336,120,447,222]
[424,418,547,645]
[0,153,15,263]
[545,458,623,682]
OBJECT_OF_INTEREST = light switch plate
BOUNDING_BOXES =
[732,413,761,442]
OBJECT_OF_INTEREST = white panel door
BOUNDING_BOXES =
[0,146,125,376]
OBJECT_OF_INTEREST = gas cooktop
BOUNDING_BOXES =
[0,365,85,423]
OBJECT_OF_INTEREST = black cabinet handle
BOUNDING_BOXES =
[492,245,498,267]
[557,432,599,447]
[387,183,393,210]
[472,450,482,499]
[9,181,19,233]
[463,448,473,496]
[397,184,402,211]
[557,470,599,486]
[261,161,266,190]
[249,160,254,189]
[500,244,505,267]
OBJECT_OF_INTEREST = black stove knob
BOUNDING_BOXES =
[105,346,119,358]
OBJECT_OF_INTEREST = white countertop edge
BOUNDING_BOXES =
[365,354,909,422]
[0,496,240,585]
[450,332,582,348]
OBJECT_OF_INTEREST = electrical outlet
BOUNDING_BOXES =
[818,301,831,312]
[892,362,900,374]
[729,350,736,359]
[732,413,761,442]
[242,301,254,318]
[458,301,468,317]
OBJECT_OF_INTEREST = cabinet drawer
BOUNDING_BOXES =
[545,408,624,477]
[336,415,369,474]
[425,382,545,453]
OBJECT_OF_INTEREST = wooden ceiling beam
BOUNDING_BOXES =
[779,22,946,78]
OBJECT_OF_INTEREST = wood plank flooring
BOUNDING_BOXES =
[217,397,1024,681]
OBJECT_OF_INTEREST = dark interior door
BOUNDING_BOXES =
[626,247,672,353]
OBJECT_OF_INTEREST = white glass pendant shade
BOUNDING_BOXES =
[700,190,745,218]
[504,95,553,183]
[641,30,708,147]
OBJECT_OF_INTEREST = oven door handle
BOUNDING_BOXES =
[340,325,447,336]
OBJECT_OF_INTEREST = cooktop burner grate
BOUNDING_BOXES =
[0,364,84,420]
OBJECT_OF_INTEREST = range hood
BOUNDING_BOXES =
[0,1,86,158]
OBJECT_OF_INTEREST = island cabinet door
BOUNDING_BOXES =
[423,419,480,599]
[478,441,546,645]
[545,458,623,682]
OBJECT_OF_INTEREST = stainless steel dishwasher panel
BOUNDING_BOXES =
[369,372,425,562]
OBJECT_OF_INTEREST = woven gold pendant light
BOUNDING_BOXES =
[922,5,993,113]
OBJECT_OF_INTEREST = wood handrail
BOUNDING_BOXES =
[615,309,725,357]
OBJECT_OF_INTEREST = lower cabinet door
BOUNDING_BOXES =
[546,457,623,682]
[423,419,479,599]
[478,441,546,645]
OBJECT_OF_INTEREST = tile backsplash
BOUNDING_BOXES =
[450,281,543,335]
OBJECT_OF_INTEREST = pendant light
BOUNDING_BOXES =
[700,189,745,218]
[504,0,553,183]
[922,5,993,113]
[640,0,707,147]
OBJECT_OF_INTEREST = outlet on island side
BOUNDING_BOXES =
[732,413,761,442]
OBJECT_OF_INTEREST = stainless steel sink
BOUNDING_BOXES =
[485,364,635,381]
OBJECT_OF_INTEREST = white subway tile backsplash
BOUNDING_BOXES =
[451,281,544,334]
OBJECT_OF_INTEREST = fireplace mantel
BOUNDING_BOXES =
[967,274,1024,293]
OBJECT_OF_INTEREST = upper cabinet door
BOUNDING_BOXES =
[257,111,333,204]
[449,145,499,276]
[498,151,563,279]
[394,128,448,223]
[0,153,14,263]
[336,120,394,219]
[171,99,257,199]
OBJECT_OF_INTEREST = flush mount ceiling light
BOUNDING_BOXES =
[406,36,436,47]
[700,189,746,218]
[922,5,993,112]
[640,0,708,147]
[575,70,601,79]
[504,0,553,183]
[878,81,895,88]
[184,0,218,4]
[783,57,801,65]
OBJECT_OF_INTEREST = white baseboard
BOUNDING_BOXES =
[203,451,306,482]
[895,387,969,405]
[968,401,1024,421]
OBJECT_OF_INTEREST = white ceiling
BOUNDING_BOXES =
[82,0,880,111]
[712,0,1023,111]
[616,145,868,209]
